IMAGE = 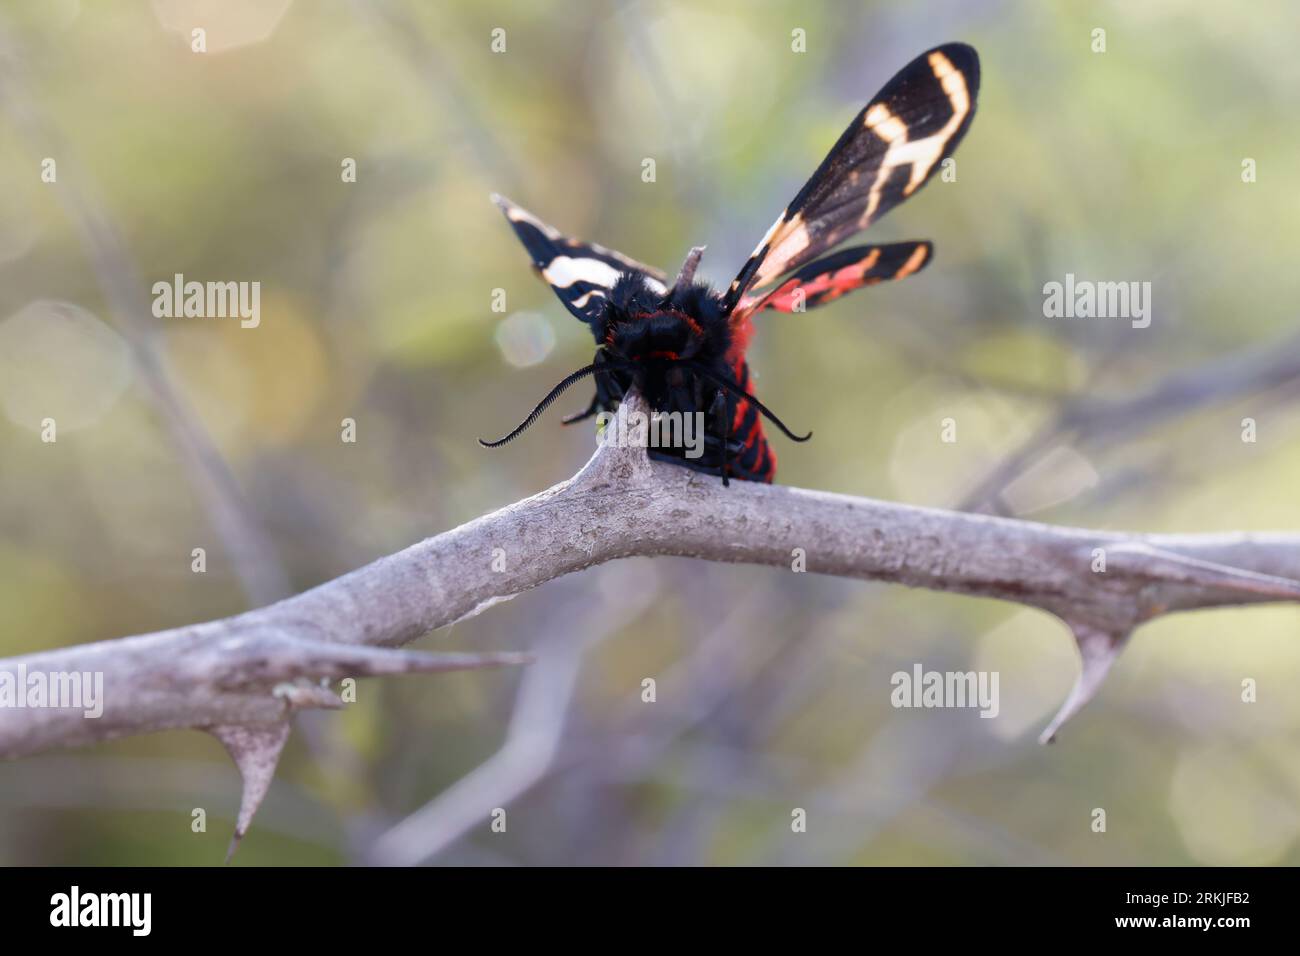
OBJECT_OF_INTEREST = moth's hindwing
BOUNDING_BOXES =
[492,193,666,325]
[737,241,932,317]
[724,42,979,312]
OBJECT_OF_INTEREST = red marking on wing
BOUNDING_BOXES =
[721,43,979,314]
[729,241,931,335]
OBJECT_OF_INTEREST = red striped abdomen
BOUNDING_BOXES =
[728,357,775,482]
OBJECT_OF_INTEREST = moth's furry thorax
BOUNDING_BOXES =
[597,273,733,366]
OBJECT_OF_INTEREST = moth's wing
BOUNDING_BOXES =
[492,194,667,324]
[732,241,932,319]
[723,43,978,313]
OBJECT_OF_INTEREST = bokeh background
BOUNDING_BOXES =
[3,0,1300,865]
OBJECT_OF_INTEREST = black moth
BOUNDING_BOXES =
[482,43,980,485]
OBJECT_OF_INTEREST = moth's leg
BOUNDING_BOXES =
[647,447,683,467]
[648,444,758,481]
[563,352,612,424]
[561,394,600,425]
[708,389,731,487]
[650,448,719,474]
[722,394,733,488]
[700,434,745,454]
[606,367,626,403]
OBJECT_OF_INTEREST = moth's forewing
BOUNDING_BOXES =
[724,43,978,313]
[492,194,666,325]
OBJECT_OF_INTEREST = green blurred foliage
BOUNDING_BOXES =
[2,0,1299,865]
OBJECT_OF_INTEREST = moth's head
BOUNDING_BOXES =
[600,247,725,370]
[480,244,811,451]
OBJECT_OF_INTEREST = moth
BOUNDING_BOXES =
[482,43,980,484]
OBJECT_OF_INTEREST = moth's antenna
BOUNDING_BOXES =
[680,361,813,443]
[670,246,707,294]
[479,360,631,448]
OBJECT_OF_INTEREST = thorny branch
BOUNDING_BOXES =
[3,393,1300,853]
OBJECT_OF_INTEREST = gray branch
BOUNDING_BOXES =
[3,394,1299,845]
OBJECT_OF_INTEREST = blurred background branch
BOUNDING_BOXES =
[0,15,290,606]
